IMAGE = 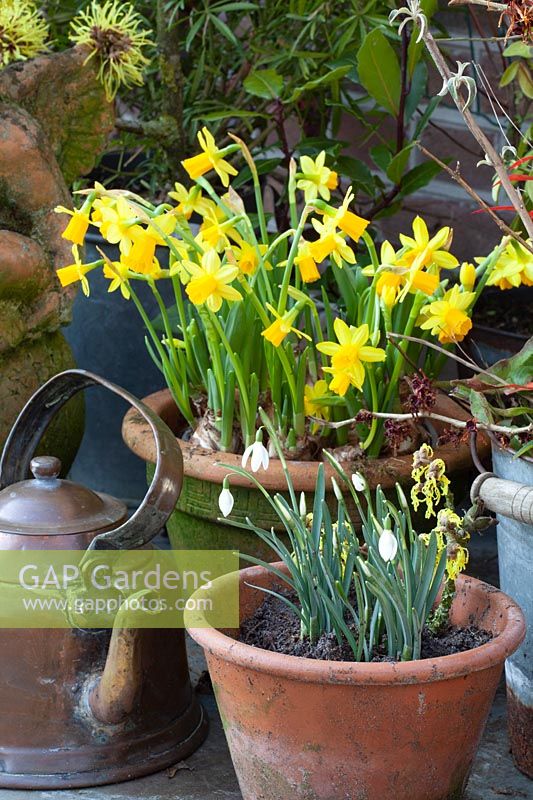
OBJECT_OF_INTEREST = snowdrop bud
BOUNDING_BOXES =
[352,472,366,492]
[378,530,398,562]
[331,477,343,502]
[299,492,307,517]
[274,497,293,525]
[218,478,234,518]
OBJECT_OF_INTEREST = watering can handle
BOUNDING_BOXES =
[471,472,533,527]
[0,369,183,550]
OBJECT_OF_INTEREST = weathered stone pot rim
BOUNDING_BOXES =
[187,563,525,687]
[123,389,485,492]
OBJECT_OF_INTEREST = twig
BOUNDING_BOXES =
[448,0,508,11]
[312,410,533,435]
[387,333,510,384]
[422,27,533,239]
[416,142,533,255]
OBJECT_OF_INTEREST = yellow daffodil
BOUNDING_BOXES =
[261,304,311,347]
[199,207,239,252]
[309,217,356,267]
[296,151,338,202]
[56,246,93,297]
[122,213,177,274]
[55,207,91,246]
[317,319,386,395]
[418,285,475,344]
[182,127,238,187]
[168,183,212,219]
[399,216,459,271]
[459,262,476,291]
[294,240,321,283]
[484,239,533,289]
[230,241,270,276]
[330,189,370,242]
[366,241,440,308]
[103,260,130,299]
[184,250,242,312]
[304,380,331,422]
[92,195,137,252]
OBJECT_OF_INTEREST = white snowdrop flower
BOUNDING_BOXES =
[299,491,307,517]
[242,430,270,473]
[351,472,366,492]
[218,485,234,518]
[378,530,398,562]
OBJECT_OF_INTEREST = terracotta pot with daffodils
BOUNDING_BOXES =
[55,130,510,556]
[185,429,525,800]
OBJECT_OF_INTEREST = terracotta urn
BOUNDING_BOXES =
[0,47,114,469]
[187,562,525,800]
[122,389,487,560]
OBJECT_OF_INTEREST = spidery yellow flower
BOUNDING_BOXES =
[296,151,338,203]
[309,217,356,268]
[317,319,386,396]
[418,285,475,344]
[121,213,177,275]
[182,127,238,187]
[0,0,49,66]
[69,0,153,101]
[92,195,137,252]
[410,444,450,518]
[230,241,270,276]
[183,250,242,312]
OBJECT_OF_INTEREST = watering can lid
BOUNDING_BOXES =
[0,456,126,536]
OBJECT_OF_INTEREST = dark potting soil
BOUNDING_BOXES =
[239,591,493,662]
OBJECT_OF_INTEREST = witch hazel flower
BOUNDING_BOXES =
[242,428,270,473]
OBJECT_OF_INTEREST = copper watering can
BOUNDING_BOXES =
[0,370,207,789]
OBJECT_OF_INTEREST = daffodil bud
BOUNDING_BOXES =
[460,262,476,291]
[299,492,307,517]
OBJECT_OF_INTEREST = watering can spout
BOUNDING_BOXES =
[471,472,533,526]
[89,627,142,725]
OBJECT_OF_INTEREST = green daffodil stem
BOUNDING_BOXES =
[207,310,253,443]
[363,230,379,271]
[198,307,226,405]
[278,208,309,314]
[128,284,194,425]
[237,275,301,427]
[362,370,379,452]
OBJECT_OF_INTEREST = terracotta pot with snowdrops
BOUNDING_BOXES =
[184,431,525,800]
[57,130,502,552]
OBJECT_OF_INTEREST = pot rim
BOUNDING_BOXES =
[123,389,487,491]
[186,563,525,686]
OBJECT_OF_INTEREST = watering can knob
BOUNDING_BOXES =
[30,456,61,480]
[471,472,533,526]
